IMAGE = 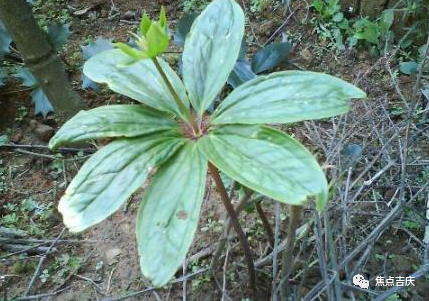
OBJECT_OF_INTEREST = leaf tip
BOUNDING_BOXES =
[352,87,367,99]
[48,136,60,151]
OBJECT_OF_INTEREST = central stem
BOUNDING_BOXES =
[208,162,256,298]
[151,57,199,134]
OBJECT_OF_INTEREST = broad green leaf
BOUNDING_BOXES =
[137,142,207,286]
[353,19,379,44]
[173,12,198,46]
[80,37,114,90]
[379,9,394,35]
[399,61,418,75]
[49,105,177,150]
[198,125,328,210]
[182,0,244,116]
[227,59,257,88]
[212,71,366,124]
[83,49,189,118]
[251,42,292,74]
[81,37,114,60]
[58,132,185,232]
[238,38,248,60]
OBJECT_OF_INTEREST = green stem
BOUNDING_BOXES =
[208,162,257,299]
[151,57,199,134]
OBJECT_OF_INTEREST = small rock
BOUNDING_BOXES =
[34,123,55,142]
[11,131,23,143]
[105,248,121,265]
[300,48,313,62]
[121,10,136,20]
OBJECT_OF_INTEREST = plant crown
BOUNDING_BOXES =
[49,0,366,286]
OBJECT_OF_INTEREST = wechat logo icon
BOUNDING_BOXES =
[353,274,369,289]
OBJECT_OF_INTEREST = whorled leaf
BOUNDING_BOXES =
[399,61,418,75]
[83,49,189,118]
[198,125,328,211]
[80,37,115,90]
[58,132,185,232]
[212,71,366,125]
[81,37,114,60]
[182,0,244,116]
[250,42,292,74]
[49,105,178,150]
[137,142,207,286]
[173,12,198,46]
[227,59,256,88]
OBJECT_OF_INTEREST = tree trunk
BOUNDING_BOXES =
[341,0,428,45]
[341,0,387,20]
[0,0,85,118]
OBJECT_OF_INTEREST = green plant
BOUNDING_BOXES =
[174,12,293,89]
[348,9,394,54]
[400,45,429,76]
[0,197,52,236]
[32,0,71,29]
[311,0,351,50]
[311,0,394,53]
[49,0,365,288]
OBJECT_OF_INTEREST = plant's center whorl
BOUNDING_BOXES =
[180,113,211,140]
